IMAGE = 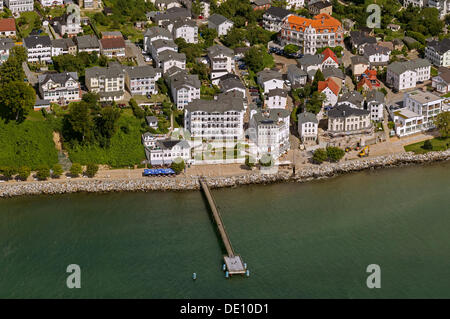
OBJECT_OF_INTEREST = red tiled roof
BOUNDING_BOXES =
[0,18,16,32]
[322,47,338,64]
[100,37,125,49]
[286,13,342,33]
[318,78,340,96]
[357,77,373,90]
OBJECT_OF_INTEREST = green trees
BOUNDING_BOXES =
[244,46,274,73]
[0,57,25,84]
[326,146,345,162]
[283,44,300,55]
[52,164,63,178]
[259,154,274,167]
[312,69,325,90]
[36,165,50,180]
[434,112,450,138]
[0,166,16,180]
[0,81,36,122]
[85,163,99,178]
[17,166,31,181]
[245,156,256,168]
[170,158,185,174]
[70,163,82,177]
[64,102,95,143]
[313,147,345,164]
[423,139,433,150]
[199,25,217,47]
[312,149,327,164]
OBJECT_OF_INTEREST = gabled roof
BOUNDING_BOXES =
[75,35,100,49]
[257,69,283,82]
[263,6,292,19]
[387,58,431,75]
[267,88,287,98]
[298,112,318,125]
[318,78,340,96]
[126,65,161,78]
[0,18,16,32]
[144,26,172,39]
[338,91,364,106]
[207,44,234,57]
[351,55,369,65]
[427,38,450,55]
[350,30,376,46]
[328,103,369,118]
[208,14,231,26]
[323,67,345,80]
[185,95,244,113]
[24,35,52,48]
[100,37,126,49]
[363,43,391,57]
[321,47,338,64]
[286,14,342,33]
[366,89,385,103]
[287,64,307,77]
[38,72,78,86]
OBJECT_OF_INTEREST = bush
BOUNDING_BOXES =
[259,154,273,167]
[36,165,50,180]
[423,139,433,150]
[326,146,345,162]
[85,163,99,178]
[17,166,31,181]
[170,158,185,174]
[245,155,256,168]
[70,163,82,177]
[52,164,63,178]
[312,148,327,164]
[0,166,16,180]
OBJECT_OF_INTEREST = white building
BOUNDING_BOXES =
[404,90,443,130]
[432,66,450,93]
[249,108,291,160]
[425,38,450,67]
[143,27,172,53]
[366,90,385,122]
[286,0,305,10]
[24,35,52,63]
[265,88,287,109]
[280,13,344,55]
[262,6,293,32]
[257,69,284,94]
[386,59,431,91]
[38,72,81,105]
[158,51,186,73]
[207,44,235,80]
[297,111,318,143]
[318,78,340,107]
[5,0,34,13]
[363,43,391,66]
[168,70,201,110]
[85,64,126,102]
[145,139,191,166]
[184,95,245,142]
[208,14,233,36]
[150,39,178,61]
[40,0,64,6]
[125,65,162,96]
[287,64,308,86]
[327,104,372,136]
[172,18,198,44]
[51,13,82,37]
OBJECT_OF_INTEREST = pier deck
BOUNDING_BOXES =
[199,178,246,275]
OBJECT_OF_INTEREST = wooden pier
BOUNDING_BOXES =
[199,177,246,276]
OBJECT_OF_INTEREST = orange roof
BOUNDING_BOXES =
[322,47,338,64]
[357,78,373,90]
[363,68,377,80]
[286,13,342,33]
[318,78,340,96]
[0,18,16,32]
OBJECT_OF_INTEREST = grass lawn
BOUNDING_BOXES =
[404,137,450,154]
[17,11,41,38]
[442,92,450,98]
[0,118,58,170]
[67,113,147,167]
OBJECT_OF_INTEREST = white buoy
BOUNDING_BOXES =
[225,271,229,278]
[222,264,226,271]
[244,263,247,269]
[192,272,197,280]
[246,270,250,277]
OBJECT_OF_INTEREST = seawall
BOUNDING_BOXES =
[1,150,449,198]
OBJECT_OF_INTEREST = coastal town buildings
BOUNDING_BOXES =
[280,13,344,55]
[38,72,81,105]
[85,64,126,102]
[208,14,233,36]
[125,66,162,96]
[386,59,431,91]
[298,112,318,143]
[327,104,372,137]
[5,0,34,13]
[425,38,450,67]
[24,35,52,64]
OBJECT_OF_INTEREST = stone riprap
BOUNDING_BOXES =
[1,150,449,198]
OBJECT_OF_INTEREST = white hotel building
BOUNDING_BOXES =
[5,0,34,13]
[386,59,431,91]
[184,95,245,143]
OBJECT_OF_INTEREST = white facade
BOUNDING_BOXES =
[208,15,234,36]
[319,86,338,107]
[24,37,52,63]
[146,140,191,166]
[265,89,287,109]
[39,72,81,105]
[368,99,384,122]
[172,21,198,44]
[390,107,425,137]
[297,112,318,143]
[425,39,450,67]
[286,0,305,10]
[85,66,125,102]
[126,66,161,96]
[404,90,443,130]
[5,0,34,13]
[40,0,64,5]
[250,108,290,160]
[386,59,431,91]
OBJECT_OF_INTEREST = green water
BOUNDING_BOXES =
[0,162,449,298]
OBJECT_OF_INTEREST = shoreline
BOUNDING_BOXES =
[1,150,449,198]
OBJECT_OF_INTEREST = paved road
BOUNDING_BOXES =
[23,62,37,86]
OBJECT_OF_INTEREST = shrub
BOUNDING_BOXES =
[70,163,82,177]
[85,163,99,178]
[17,166,31,181]
[312,148,327,164]
[171,158,185,174]
[423,139,433,150]
[52,164,63,178]
[259,154,273,167]
[245,156,256,168]
[36,165,50,180]
[326,146,345,162]
[0,166,16,180]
